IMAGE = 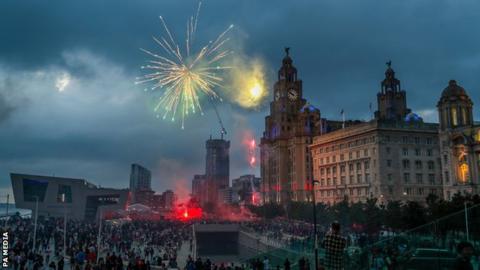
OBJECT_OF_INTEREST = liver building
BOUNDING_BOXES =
[261,50,480,205]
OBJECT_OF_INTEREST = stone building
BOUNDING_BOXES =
[260,48,322,204]
[438,80,480,199]
[310,63,444,204]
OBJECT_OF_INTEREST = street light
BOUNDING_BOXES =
[96,207,103,264]
[32,195,39,253]
[311,179,320,270]
[61,194,67,261]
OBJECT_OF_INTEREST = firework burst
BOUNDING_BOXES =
[136,2,234,129]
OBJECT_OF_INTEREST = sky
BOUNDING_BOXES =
[1,0,480,200]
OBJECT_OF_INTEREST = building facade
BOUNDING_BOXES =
[310,63,444,204]
[231,174,261,205]
[260,49,321,204]
[129,163,152,191]
[11,173,129,221]
[438,80,480,199]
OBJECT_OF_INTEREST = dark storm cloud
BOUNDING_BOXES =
[1,0,480,197]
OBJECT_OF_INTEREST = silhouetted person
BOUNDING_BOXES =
[454,242,474,270]
[322,222,346,270]
[283,258,290,270]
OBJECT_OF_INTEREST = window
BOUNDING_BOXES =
[349,164,354,172]
[428,174,435,184]
[388,186,393,195]
[356,151,360,158]
[404,173,410,183]
[340,165,346,173]
[364,149,368,156]
[356,162,361,171]
[357,174,362,183]
[403,136,409,143]
[386,147,391,154]
[320,168,325,175]
[332,155,336,163]
[23,178,49,202]
[416,174,423,184]
[350,175,354,184]
[415,137,420,144]
[418,188,424,195]
[365,173,370,183]
[326,157,330,163]
[326,167,331,174]
[403,160,410,169]
[349,152,353,159]
[387,160,392,167]
[341,176,346,185]
[340,154,344,161]
[415,148,421,156]
[332,167,337,174]
[444,171,450,183]
[364,161,370,170]
[427,149,433,156]
[415,160,422,170]
[57,184,73,203]
[426,138,433,145]
[428,161,435,170]
[321,179,325,186]
[403,148,409,156]
[327,178,331,186]
[387,174,393,182]
[443,155,448,163]
[333,177,337,185]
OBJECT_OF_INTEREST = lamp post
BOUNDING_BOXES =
[61,194,67,260]
[96,208,102,264]
[311,179,320,270]
[32,195,39,253]
[464,201,469,241]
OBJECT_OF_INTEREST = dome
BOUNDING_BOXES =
[405,112,423,123]
[441,80,468,98]
[300,103,318,113]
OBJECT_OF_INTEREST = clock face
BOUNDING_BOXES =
[275,91,280,101]
[288,89,298,100]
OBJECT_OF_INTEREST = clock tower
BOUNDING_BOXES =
[261,48,321,204]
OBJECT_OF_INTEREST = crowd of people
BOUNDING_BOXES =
[4,213,479,270]
[5,214,191,270]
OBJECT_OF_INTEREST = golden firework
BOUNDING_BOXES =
[136,2,234,129]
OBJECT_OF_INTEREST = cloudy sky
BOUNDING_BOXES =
[1,0,480,200]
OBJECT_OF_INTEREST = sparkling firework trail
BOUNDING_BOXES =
[136,2,234,129]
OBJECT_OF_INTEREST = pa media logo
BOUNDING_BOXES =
[1,231,8,268]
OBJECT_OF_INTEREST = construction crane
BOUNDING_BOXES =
[209,97,227,139]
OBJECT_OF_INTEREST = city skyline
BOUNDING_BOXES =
[2,0,480,200]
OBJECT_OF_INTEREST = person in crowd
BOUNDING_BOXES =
[454,241,474,270]
[322,222,346,270]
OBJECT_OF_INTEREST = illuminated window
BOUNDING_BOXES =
[458,163,469,183]
[451,107,458,126]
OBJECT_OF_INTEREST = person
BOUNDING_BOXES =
[453,241,474,270]
[57,256,64,270]
[322,222,346,270]
[283,258,290,270]
[263,256,269,270]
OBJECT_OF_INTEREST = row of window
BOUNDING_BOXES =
[400,160,437,170]
[318,161,371,176]
[316,148,374,165]
[319,174,371,186]
[402,173,437,184]
[400,147,435,157]
[384,135,435,145]
[313,136,376,154]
